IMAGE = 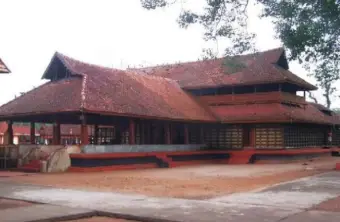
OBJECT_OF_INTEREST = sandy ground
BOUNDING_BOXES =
[314,196,340,212]
[0,198,35,210]
[64,217,138,222]
[6,156,340,199]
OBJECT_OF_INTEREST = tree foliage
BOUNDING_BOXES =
[142,0,256,56]
[309,60,340,108]
[140,0,340,107]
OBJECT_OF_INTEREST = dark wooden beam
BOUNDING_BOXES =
[30,122,36,145]
[52,122,61,145]
[165,123,171,144]
[200,125,205,144]
[184,124,189,144]
[7,121,13,145]
[249,127,256,148]
[94,125,98,145]
[81,124,89,145]
[129,119,135,145]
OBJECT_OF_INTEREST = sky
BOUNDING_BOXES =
[0,0,339,108]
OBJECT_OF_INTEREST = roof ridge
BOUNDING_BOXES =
[126,70,179,83]
[56,52,123,73]
[128,47,284,71]
[80,72,88,111]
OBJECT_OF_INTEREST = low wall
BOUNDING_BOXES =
[82,144,206,153]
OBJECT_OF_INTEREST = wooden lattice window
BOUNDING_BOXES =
[284,125,326,148]
[255,126,283,149]
[332,128,340,146]
[94,126,115,145]
[219,125,243,149]
[204,125,242,149]
[189,125,201,144]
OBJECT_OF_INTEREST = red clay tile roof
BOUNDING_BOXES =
[0,77,83,115]
[0,58,10,73]
[210,103,340,125]
[129,48,317,90]
[0,53,215,122]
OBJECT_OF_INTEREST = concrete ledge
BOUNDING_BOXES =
[82,144,205,153]
[0,204,96,222]
[336,163,340,171]
[98,211,179,222]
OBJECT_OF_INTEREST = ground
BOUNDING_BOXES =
[65,217,138,222]
[1,171,340,222]
[5,156,339,199]
[0,198,34,210]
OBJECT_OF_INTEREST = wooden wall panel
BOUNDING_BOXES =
[255,126,283,149]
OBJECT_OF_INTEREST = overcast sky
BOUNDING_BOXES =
[0,0,339,108]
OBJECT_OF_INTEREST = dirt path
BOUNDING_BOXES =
[6,156,339,199]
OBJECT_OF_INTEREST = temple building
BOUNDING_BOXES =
[0,48,339,171]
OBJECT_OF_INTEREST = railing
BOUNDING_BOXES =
[0,145,19,169]
[46,146,67,172]
[198,92,306,106]
[20,146,40,166]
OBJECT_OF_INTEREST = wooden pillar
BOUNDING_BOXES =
[81,125,89,145]
[7,121,13,145]
[94,125,98,145]
[146,122,151,144]
[140,121,145,144]
[52,122,61,145]
[303,91,306,100]
[165,123,171,144]
[200,125,205,144]
[80,114,89,145]
[249,127,256,149]
[30,122,36,145]
[184,124,189,144]
[129,119,135,145]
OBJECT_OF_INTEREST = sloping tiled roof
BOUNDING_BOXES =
[0,53,215,122]
[0,77,83,115]
[210,103,340,125]
[0,58,10,73]
[129,48,316,90]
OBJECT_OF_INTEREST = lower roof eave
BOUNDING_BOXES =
[220,118,338,125]
[221,118,290,124]
[0,110,81,121]
[82,109,217,123]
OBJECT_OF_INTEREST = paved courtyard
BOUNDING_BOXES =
[0,171,340,221]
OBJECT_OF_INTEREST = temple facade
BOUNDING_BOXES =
[0,48,339,151]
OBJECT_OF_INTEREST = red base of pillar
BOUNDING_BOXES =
[336,163,340,171]
[81,125,89,145]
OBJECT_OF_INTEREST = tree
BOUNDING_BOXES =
[141,0,340,107]
[309,60,340,108]
[308,92,318,104]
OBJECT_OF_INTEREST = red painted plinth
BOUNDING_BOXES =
[68,148,334,172]
[336,163,340,171]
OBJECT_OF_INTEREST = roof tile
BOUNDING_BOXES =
[129,48,316,90]
[0,53,215,122]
